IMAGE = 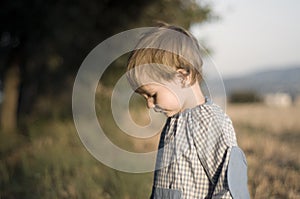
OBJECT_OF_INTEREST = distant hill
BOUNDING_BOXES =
[223,66,300,98]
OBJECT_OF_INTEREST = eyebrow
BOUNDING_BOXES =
[135,86,154,95]
[135,88,144,94]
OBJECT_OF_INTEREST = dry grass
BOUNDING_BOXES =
[128,102,300,198]
[227,103,300,199]
[127,102,300,198]
[2,95,298,198]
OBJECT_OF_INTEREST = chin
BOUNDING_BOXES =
[165,111,177,117]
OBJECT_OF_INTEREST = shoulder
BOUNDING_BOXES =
[202,102,238,147]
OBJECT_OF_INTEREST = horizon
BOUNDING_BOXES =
[221,64,300,79]
[191,0,300,78]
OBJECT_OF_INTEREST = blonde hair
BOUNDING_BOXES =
[127,23,203,88]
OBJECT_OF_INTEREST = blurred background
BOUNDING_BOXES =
[0,0,299,198]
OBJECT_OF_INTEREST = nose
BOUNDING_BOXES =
[146,98,155,109]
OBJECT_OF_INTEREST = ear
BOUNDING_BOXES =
[176,68,191,87]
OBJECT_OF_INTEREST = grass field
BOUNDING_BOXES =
[129,102,300,199]
[0,99,299,198]
[227,103,300,199]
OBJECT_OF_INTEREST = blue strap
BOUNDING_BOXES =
[227,146,251,199]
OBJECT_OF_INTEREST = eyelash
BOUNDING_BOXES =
[144,93,156,99]
[150,93,156,98]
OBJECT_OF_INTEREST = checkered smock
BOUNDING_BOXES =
[150,101,250,199]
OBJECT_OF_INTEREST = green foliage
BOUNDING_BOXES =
[0,1,216,198]
[0,0,214,119]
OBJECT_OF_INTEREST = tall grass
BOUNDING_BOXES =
[1,93,299,198]
[0,86,154,199]
[227,104,300,199]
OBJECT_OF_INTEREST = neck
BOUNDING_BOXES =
[182,82,206,109]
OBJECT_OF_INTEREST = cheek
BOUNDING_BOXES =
[163,84,186,107]
[160,91,182,108]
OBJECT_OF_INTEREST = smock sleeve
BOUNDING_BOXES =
[189,104,250,198]
[189,104,236,185]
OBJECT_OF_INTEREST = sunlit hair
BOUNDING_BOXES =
[127,23,203,89]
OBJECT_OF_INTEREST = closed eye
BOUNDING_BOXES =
[150,93,156,98]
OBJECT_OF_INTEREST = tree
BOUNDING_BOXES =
[0,0,214,132]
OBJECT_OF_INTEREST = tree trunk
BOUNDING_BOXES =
[0,62,20,132]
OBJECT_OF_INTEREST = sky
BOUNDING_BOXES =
[190,0,300,78]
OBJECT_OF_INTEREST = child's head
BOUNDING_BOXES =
[126,23,205,116]
[127,23,203,89]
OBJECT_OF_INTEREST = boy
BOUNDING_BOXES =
[126,23,250,199]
